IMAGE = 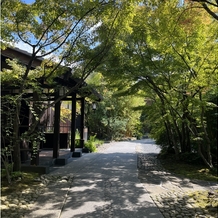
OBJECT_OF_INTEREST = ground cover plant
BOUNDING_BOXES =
[159,153,218,182]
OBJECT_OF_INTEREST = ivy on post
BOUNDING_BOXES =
[30,92,42,166]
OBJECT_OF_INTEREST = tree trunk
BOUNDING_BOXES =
[181,117,192,153]
[165,119,180,156]
[199,97,213,168]
[189,119,213,169]
[1,156,11,184]
[164,121,173,149]
[13,102,21,171]
[198,142,213,169]
[185,123,191,152]
[171,114,182,153]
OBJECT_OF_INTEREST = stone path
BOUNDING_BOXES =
[55,140,163,218]
[1,139,217,218]
[136,141,218,218]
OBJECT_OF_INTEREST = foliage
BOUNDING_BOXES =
[60,105,72,123]
[159,154,218,182]
[1,171,40,196]
[188,190,218,217]
[85,72,144,140]
[1,94,18,183]
[84,135,97,152]
[1,0,217,171]
[94,138,104,146]
[1,0,139,171]
[83,134,104,152]
[100,0,218,168]
[191,0,218,20]
[75,129,81,148]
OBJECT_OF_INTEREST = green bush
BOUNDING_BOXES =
[94,138,104,146]
[75,139,80,148]
[82,135,104,152]
[75,129,81,148]
[151,127,170,149]
[84,141,96,152]
[84,144,95,152]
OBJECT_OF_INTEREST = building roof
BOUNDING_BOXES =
[1,47,103,101]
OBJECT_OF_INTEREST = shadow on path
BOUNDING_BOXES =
[26,140,164,218]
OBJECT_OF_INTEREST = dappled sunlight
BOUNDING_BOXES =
[151,190,218,217]
[6,140,171,217]
[56,140,163,217]
[4,140,215,217]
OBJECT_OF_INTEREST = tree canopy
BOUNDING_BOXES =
[1,0,139,172]
[1,0,217,174]
[99,0,218,168]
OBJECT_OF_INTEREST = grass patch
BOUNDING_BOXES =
[159,155,218,182]
[1,171,41,196]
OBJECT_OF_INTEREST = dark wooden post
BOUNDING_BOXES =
[80,97,85,148]
[71,92,76,152]
[31,92,41,165]
[53,91,60,158]
[20,100,30,163]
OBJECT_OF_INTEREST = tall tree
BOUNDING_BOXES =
[101,0,218,168]
[1,0,139,171]
[85,72,144,140]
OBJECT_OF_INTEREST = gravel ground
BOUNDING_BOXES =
[96,142,115,153]
[137,151,218,218]
[1,175,73,218]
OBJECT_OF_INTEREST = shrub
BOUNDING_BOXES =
[84,141,96,152]
[75,129,81,148]
[85,135,103,152]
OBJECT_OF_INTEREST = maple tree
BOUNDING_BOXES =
[1,0,138,173]
[101,0,218,168]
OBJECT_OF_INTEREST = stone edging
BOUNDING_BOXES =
[137,153,218,218]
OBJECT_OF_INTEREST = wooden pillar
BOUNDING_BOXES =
[53,91,60,158]
[80,97,85,148]
[31,92,41,165]
[20,100,30,163]
[71,92,76,152]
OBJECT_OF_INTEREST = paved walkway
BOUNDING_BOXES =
[25,139,217,218]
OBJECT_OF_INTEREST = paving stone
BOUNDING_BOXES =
[2,140,217,218]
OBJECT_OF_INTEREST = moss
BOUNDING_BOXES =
[159,155,218,182]
[188,190,218,215]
